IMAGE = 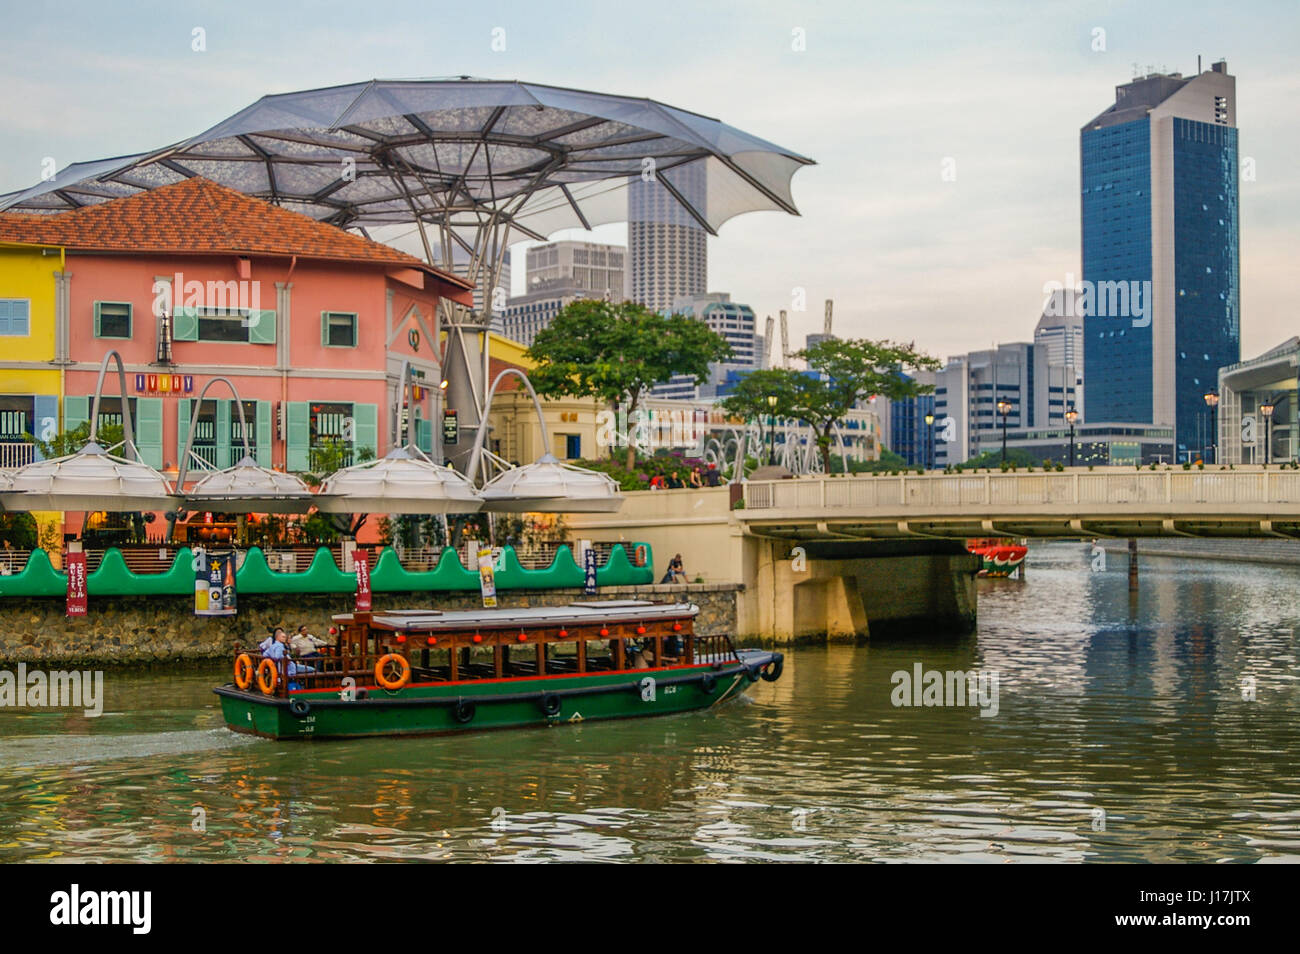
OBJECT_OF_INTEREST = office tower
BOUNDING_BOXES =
[498,241,626,347]
[1035,289,1085,423]
[628,165,707,312]
[1081,60,1240,460]
[653,293,758,400]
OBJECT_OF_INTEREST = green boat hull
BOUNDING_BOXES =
[216,652,780,740]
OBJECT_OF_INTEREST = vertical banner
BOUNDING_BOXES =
[355,549,372,612]
[194,546,237,616]
[65,551,88,617]
[477,547,497,608]
[583,547,598,595]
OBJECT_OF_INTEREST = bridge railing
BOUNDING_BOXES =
[742,469,1300,511]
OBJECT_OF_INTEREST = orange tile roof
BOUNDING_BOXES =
[0,176,472,290]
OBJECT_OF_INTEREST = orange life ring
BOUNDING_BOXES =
[234,653,254,690]
[633,544,648,567]
[375,653,411,690]
[256,657,279,695]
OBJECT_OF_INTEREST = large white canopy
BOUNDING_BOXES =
[314,446,482,515]
[478,454,624,513]
[0,443,176,512]
[181,456,318,514]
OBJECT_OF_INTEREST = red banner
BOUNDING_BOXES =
[355,549,371,612]
[65,551,88,617]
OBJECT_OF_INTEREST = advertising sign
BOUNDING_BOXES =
[477,547,497,608]
[355,549,372,612]
[65,551,88,617]
[194,547,237,616]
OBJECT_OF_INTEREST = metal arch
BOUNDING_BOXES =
[88,349,140,461]
[174,376,253,489]
[465,367,552,487]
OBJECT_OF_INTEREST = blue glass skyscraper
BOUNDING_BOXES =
[1081,61,1239,460]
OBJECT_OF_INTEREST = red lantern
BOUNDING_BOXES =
[329,626,337,636]
[472,633,482,644]
[636,626,646,635]
[426,636,437,646]
[517,632,527,642]
[672,622,682,632]
[395,634,406,644]
[599,628,609,637]
[558,629,568,638]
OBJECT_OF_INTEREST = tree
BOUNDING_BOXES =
[790,338,941,474]
[527,299,732,468]
[26,421,125,460]
[717,368,803,465]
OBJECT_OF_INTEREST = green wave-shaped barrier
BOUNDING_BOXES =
[0,543,654,599]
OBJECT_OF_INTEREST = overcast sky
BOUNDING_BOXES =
[1,0,1295,362]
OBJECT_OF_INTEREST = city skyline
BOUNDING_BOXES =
[0,1,1296,361]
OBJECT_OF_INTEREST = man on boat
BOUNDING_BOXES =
[290,624,328,658]
[263,628,314,689]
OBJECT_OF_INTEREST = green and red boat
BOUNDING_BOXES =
[215,600,783,739]
[966,538,1029,578]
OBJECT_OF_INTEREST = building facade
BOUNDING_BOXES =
[1081,61,1240,461]
[628,167,707,312]
[497,240,627,347]
[0,178,473,536]
[653,292,760,401]
[1217,338,1299,465]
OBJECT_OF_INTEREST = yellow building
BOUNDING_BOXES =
[0,240,64,468]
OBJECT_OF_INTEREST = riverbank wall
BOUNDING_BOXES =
[0,583,743,667]
[1098,537,1300,567]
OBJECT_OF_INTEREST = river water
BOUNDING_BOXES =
[2,541,1297,863]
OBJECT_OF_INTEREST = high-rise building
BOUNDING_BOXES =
[932,343,1048,466]
[1081,60,1240,461]
[653,292,758,400]
[628,166,707,312]
[1035,289,1085,424]
[498,240,626,347]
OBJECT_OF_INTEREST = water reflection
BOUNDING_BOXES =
[0,542,1297,862]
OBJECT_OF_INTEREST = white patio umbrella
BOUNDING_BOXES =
[0,352,176,513]
[173,377,316,517]
[468,368,624,514]
[313,359,482,515]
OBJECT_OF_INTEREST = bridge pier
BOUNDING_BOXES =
[741,538,980,642]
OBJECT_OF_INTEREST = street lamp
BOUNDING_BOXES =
[1065,407,1078,467]
[766,394,777,465]
[1260,401,1275,465]
[996,399,1012,464]
[924,411,934,470]
[1203,390,1219,463]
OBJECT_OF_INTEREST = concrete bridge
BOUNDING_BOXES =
[563,466,1300,643]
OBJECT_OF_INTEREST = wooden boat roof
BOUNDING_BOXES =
[333,599,699,633]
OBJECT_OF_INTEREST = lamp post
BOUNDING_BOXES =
[924,411,934,471]
[1203,390,1219,463]
[1065,407,1078,467]
[996,399,1011,464]
[766,394,777,465]
[1260,401,1275,465]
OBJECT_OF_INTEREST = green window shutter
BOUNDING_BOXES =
[321,311,329,347]
[352,402,378,458]
[175,399,191,471]
[417,417,433,453]
[173,307,199,341]
[93,301,102,338]
[134,397,164,470]
[249,309,276,344]
[256,400,273,467]
[63,395,89,434]
[286,401,310,472]
[216,400,232,466]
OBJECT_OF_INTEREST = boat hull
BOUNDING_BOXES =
[216,650,781,740]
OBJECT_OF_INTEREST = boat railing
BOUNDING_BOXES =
[692,633,740,667]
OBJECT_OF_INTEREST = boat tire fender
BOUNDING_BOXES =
[700,672,716,694]
[289,697,311,718]
[761,657,784,682]
[452,700,476,724]
[746,664,763,682]
[540,694,562,717]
